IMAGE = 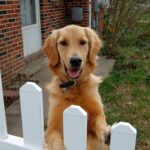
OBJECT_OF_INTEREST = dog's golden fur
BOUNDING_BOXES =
[43,25,108,150]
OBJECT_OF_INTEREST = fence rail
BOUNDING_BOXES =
[0,71,137,150]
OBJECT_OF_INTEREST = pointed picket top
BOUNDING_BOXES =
[20,82,41,93]
[20,82,44,149]
[64,105,87,117]
[111,122,137,134]
[63,105,87,150]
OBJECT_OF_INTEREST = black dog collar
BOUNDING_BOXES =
[59,80,75,90]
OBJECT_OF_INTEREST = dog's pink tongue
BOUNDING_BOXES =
[67,70,80,79]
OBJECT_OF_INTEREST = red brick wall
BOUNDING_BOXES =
[91,1,106,32]
[67,0,89,27]
[40,0,67,43]
[0,0,24,86]
[40,0,90,43]
[40,0,106,42]
[66,1,106,32]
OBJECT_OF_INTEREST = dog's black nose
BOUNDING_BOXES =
[70,57,82,68]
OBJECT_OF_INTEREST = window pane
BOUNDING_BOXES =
[30,0,36,24]
[20,0,36,26]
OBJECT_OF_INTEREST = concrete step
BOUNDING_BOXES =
[21,57,49,79]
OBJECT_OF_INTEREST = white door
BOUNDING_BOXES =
[20,0,42,56]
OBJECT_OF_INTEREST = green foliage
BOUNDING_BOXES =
[99,11,150,149]
[99,55,150,149]
[102,12,113,55]
[102,0,150,56]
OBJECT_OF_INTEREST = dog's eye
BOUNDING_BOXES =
[80,40,87,45]
[60,40,67,46]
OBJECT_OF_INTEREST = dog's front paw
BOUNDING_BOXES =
[105,125,111,145]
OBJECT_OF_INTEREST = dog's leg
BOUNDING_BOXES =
[45,101,68,150]
[87,133,101,150]
[87,115,108,150]
[45,131,64,150]
[104,125,111,150]
[87,133,107,150]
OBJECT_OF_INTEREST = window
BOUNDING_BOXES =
[20,0,36,26]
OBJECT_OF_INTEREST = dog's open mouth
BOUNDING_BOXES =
[65,66,82,79]
[67,69,80,79]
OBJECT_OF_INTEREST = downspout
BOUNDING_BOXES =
[89,0,92,27]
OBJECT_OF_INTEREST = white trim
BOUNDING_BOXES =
[22,24,38,30]
[89,0,92,27]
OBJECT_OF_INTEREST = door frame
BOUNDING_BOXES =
[21,0,42,57]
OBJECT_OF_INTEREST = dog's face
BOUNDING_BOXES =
[57,26,89,79]
[43,25,102,80]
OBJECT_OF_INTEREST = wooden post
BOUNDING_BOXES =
[0,70,8,139]
[110,122,137,150]
[63,105,87,150]
[20,82,44,150]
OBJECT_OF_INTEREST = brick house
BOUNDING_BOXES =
[0,0,109,86]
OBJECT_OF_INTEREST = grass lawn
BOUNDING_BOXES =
[99,13,150,150]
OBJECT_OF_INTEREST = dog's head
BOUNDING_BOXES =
[43,25,102,80]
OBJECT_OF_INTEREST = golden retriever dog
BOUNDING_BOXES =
[43,25,108,150]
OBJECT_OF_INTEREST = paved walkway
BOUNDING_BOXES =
[6,56,115,137]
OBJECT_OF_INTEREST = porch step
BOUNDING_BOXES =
[21,57,49,79]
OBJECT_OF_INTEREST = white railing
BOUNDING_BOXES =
[63,106,137,150]
[0,71,44,150]
[0,71,137,150]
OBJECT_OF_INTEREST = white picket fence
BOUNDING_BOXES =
[0,71,137,150]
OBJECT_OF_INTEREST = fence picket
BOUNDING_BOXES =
[0,70,8,139]
[63,105,87,150]
[20,82,44,150]
[110,122,137,150]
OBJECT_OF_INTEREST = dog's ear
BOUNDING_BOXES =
[85,27,102,65]
[43,30,59,66]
